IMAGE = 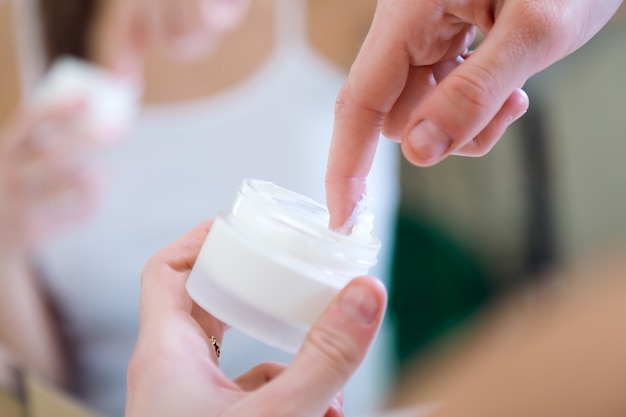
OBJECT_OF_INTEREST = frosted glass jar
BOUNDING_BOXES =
[186,179,381,354]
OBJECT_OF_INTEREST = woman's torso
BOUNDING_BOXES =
[19,0,399,415]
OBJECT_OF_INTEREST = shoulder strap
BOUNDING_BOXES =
[0,0,22,120]
[12,0,46,96]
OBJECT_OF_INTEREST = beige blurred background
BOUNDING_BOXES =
[0,1,20,121]
[398,9,626,284]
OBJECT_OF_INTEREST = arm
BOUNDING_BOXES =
[1,3,109,385]
[0,258,67,387]
[394,246,626,417]
[0,0,68,387]
[0,97,111,387]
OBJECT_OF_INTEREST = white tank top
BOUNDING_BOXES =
[17,0,399,415]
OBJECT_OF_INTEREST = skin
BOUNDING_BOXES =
[89,0,252,75]
[125,220,388,417]
[92,0,376,104]
[325,0,624,229]
[409,245,626,417]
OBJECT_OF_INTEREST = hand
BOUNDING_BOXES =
[325,0,623,229]
[0,100,109,255]
[126,221,388,417]
[91,0,252,74]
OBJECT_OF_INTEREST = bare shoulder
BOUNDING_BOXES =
[307,0,377,71]
[0,0,22,123]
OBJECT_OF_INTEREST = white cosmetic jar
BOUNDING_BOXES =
[32,56,141,133]
[186,179,381,354]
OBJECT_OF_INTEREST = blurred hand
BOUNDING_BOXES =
[0,100,111,255]
[91,0,252,74]
[325,0,623,229]
[126,221,388,417]
[0,345,18,394]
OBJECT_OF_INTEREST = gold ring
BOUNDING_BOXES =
[209,336,221,358]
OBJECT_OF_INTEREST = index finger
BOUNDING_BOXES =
[325,13,409,230]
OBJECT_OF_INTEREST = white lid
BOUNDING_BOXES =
[31,56,141,132]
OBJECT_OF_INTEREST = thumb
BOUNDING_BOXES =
[401,18,535,166]
[259,276,387,416]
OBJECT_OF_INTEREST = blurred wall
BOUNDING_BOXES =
[390,9,626,373]
[538,21,626,262]
[398,14,626,284]
[0,1,21,121]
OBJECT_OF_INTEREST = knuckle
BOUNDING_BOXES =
[334,85,353,120]
[445,65,495,117]
[304,327,359,379]
[334,83,387,128]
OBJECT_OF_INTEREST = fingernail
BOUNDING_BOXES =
[339,283,379,325]
[408,120,451,164]
[508,109,527,126]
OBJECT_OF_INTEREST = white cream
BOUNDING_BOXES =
[340,194,376,240]
[186,179,381,354]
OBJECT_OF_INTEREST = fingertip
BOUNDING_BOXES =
[336,276,387,327]
[507,88,529,125]
[325,174,367,232]
[326,397,344,417]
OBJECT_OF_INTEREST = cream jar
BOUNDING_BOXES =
[32,56,141,134]
[186,179,381,354]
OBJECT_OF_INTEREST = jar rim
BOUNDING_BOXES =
[227,179,381,269]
